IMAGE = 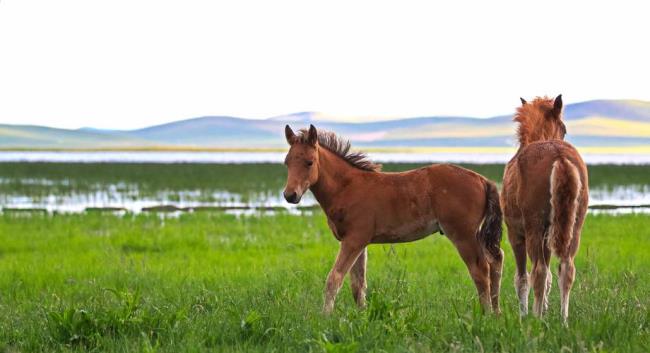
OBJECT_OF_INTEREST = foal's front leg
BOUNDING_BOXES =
[323,240,366,314]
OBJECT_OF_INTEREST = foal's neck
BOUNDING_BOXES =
[310,147,360,208]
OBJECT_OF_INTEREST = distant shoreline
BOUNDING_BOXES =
[1,148,649,165]
[1,145,649,154]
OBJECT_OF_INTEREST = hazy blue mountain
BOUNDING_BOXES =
[564,100,650,122]
[0,124,151,148]
[127,116,281,147]
[1,99,649,149]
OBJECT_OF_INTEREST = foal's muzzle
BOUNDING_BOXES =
[283,190,302,204]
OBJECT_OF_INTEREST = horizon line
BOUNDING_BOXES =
[0,98,647,131]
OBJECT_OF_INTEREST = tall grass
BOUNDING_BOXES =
[0,212,648,352]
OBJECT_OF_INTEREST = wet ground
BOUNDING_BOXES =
[0,178,648,215]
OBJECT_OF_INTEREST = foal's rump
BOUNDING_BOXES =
[515,141,588,258]
[421,164,503,261]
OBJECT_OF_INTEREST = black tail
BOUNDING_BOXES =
[478,180,503,263]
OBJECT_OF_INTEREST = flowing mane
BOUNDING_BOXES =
[295,128,382,172]
[514,95,565,146]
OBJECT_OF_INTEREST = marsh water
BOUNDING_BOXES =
[0,158,648,215]
[1,181,649,215]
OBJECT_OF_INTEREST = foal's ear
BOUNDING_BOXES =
[285,125,296,145]
[552,94,563,118]
[307,124,318,146]
[520,97,527,105]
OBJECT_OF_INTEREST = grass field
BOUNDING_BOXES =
[0,162,648,352]
[0,212,648,352]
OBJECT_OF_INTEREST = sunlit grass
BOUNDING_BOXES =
[0,212,648,352]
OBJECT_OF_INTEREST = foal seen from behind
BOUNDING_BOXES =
[502,95,589,323]
[283,124,504,314]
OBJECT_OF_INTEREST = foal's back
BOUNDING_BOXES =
[504,140,588,217]
[368,164,489,222]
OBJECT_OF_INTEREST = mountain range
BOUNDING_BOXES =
[2,99,650,149]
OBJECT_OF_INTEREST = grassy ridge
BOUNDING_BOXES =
[0,212,648,352]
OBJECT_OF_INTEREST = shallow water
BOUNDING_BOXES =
[1,151,650,164]
[0,179,647,215]
[589,185,650,206]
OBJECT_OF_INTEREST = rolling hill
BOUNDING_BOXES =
[1,99,650,149]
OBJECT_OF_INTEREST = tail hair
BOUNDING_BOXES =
[548,159,582,258]
[478,180,503,263]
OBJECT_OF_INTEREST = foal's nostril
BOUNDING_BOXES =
[284,191,298,203]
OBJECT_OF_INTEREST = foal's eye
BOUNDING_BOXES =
[306,160,314,167]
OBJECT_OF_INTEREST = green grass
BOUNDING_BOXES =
[0,163,286,201]
[0,161,648,351]
[0,212,648,352]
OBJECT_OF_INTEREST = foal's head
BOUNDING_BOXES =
[283,124,320,204]
[515,95,566,146]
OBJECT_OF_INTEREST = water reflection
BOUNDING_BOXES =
[589,185,650,206]
[0,178,647,215]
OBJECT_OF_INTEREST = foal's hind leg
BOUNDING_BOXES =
[511,236,530,316]
[558,256,575,323]
[448,234,492,312]
[528,237,551,317]
[544,265,552,313]
[506,220,529,316]
[531,260,550,317]
[489,248,504,314]
[349,247,367,308]
[558,211,584,323]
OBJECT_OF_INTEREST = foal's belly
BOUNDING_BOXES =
[371,219,441,244]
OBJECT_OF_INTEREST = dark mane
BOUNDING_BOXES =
[295,129,382,172]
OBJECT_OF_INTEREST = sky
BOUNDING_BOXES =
[0,0,649,130]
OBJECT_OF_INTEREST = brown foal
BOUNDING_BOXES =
[283,125,504,314]
[502,95,589,323]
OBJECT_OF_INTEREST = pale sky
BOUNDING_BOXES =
[0,0,649,130]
